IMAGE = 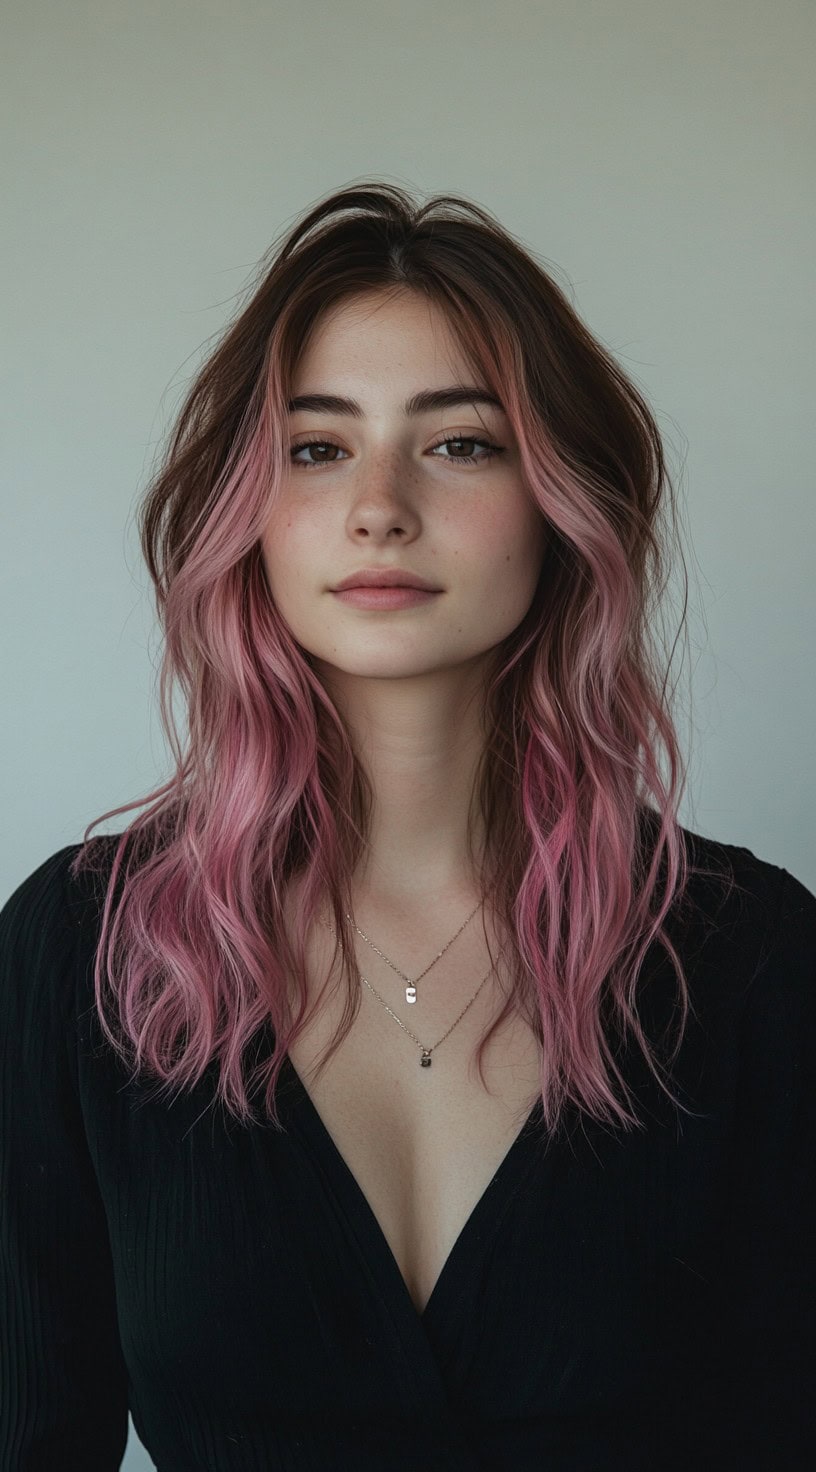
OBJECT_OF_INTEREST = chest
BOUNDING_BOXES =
[285,967,543,1317]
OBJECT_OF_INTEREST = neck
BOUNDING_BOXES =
[315,655,491,907]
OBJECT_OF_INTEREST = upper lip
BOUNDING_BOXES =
[332,568,442,592]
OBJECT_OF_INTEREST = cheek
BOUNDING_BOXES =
[261,511,309,589]
[474,509,546,624]
[464,499,545,573]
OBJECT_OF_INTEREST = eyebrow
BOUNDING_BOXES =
[287,386,506,418]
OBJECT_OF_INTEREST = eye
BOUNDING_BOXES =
[289,434,505,470]
[289,437,349,470]
[428,434,504,466]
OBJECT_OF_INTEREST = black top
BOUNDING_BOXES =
[1,827,814,1471]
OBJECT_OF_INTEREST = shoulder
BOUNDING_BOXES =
[674,818,815,934]
[0,845,83,1047]
[1,835,127,936]
[1,843,83,948]
[0,837,125,1029]
[669,819,816,1027]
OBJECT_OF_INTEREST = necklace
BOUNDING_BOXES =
[351,900,481,1005]
[357,957,499,1067]
[323,900,502,1067]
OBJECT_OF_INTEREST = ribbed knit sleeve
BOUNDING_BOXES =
[0,846,129,1471]
[703,864,816,1464]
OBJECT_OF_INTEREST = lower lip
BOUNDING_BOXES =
[332,587,441,609]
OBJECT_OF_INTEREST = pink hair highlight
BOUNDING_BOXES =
[70,182,738,1139]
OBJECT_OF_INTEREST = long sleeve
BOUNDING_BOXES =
[0,847,129,1471]
[703,863,816,1467]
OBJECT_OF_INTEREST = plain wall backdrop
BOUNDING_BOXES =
[2,2,814,1464]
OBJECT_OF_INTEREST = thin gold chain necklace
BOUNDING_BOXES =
[323,901,502,1068]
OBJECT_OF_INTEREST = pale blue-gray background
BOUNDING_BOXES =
[2,2,814,1465]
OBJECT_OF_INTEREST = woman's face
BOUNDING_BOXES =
[260,287,547,686]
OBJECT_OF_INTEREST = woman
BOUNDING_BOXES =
[2,182,814,1470]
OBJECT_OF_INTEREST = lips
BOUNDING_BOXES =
[331,569,442,592]
[332,584,440,610]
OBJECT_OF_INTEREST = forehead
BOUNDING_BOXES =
[287,292,505,427]
[293,288,474,378]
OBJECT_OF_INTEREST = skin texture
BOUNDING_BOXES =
[261,286,548,916]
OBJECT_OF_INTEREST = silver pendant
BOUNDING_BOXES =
[420,1051,432,1067]
[405,984,417,1004]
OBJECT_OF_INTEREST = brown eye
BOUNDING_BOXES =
[429,435,504,465]
[290,438,348,470]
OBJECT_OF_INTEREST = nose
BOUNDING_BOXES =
[345,454,421,542]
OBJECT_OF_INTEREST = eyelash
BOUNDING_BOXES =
[289,433,505,471]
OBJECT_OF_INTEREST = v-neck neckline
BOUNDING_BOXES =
[280,1050,545,1329]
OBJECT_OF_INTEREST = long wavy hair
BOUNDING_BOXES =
[70,180,736,1139]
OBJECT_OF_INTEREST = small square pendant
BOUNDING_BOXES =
[405,984,417,1004]
[420,1052,432,1067]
